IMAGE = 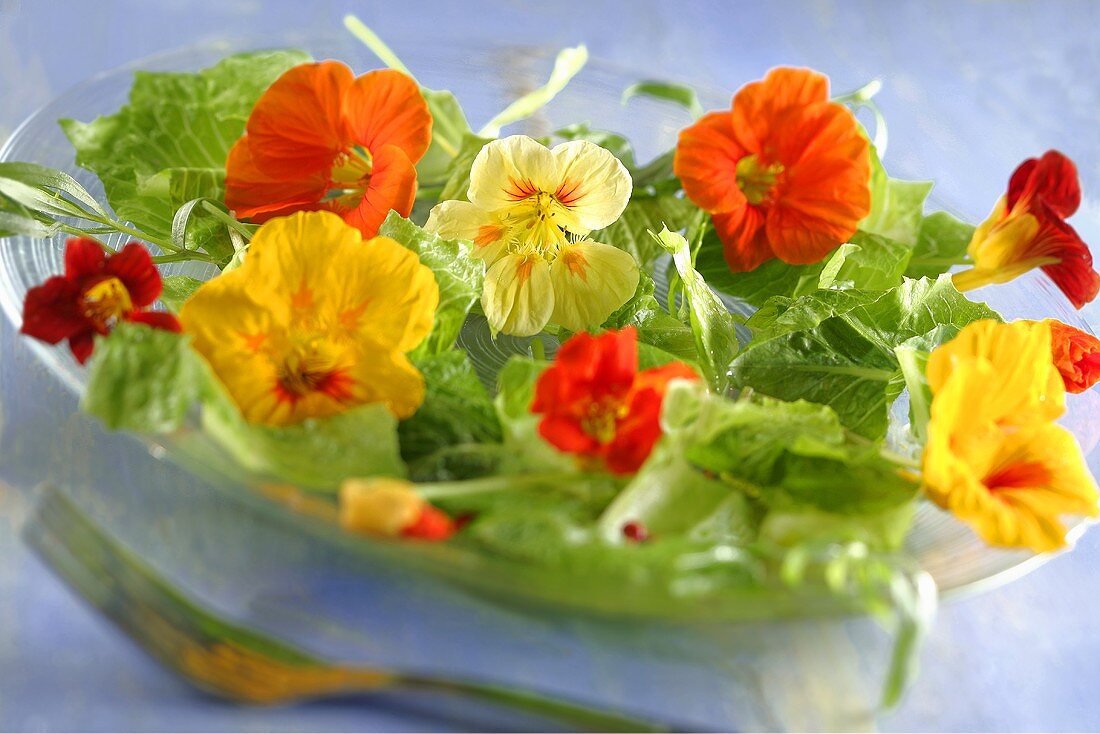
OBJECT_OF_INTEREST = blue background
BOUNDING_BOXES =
[2,0,1100,730]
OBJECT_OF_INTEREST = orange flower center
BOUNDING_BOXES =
[985,460,1052,493]
[325,146,374,209]
[274,339,354,405]
[81,277,133,327]
[580,396,627,444]
[735,154,784,206]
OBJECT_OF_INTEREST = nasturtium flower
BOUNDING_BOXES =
[1047,319,1100,394]
[531,326,698,475]
[21,237,180,364]
[425,135,638,336]
[179,211,438,426]
[922,319,1098,552]
[339,477,455,541]
[953,151,1100,309]
[225,61,432,238]
[673,67,871,272]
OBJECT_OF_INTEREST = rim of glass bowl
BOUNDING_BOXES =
[0,34,1092,613]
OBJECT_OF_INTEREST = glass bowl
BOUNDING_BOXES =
[2,33,1098,620]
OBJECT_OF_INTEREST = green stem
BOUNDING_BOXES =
[343,14,414,77]
[530,338,546,361]
[200,201,255,241]
[152,251,216,265]
[417,471,587,501]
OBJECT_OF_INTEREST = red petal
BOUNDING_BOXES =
[343,69,432,164]
[673,110,747,214]
[126,310,182,333]
[401,505,456,541]
[1049,319,1100,393]
[105,243,161,307]
[713,206,772,272]
[1031,209,1100,309]
[341,144,417,238]
[64,237,106,281]
[20,275,88,343]
[538,414,600,454]
[1008,150,1081,219]
[69,331,95,364]
[603,388,665,475]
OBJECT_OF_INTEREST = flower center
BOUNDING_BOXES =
[274,338,353,405]
[580,396,626,444]
[81,277,133,327]
[736,154,784,206]
[325,146,373,208]
[504,189,581,252]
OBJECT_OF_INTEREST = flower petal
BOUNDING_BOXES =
[1007,150,1081,218]
[246,61,353,178]
[468,135,558,213]
[126,310,182,333]
[20,275,87,344]
[548,241,638,332]
[341,144,418,238]
[712,207,773,272]
[64,237,106,280]
[730,67,829,153]
[674,110,747,214]
[482,252,553,337]
[550,140,632,231]
[225,136,326,221]
[104,243,161,307]
[424,200,508,264]
[1048,319,1100,393]
[343,69,432,163]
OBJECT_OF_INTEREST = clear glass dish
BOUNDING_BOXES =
[2,33,1098,622]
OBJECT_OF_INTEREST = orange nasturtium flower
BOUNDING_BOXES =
[225,61,432,238]
[530,327,698,475]
[179,211,438,426]
[953,151,1100,309]
[1047,319,1100,394]
[340,478,455,542]
[424,135,638,337]
[922,320,1098,552]
[673,67,871,272]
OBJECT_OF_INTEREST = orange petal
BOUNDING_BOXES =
[246,61,353,178]
[343,69,432,164]
[340,144,417,238]
[713,206,773,272]
[225,137,326,221]
[730,67,829,152]
[673,110,747,214]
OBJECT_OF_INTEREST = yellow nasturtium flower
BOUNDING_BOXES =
[425,135,639,336]
[921,319,1098,552]
[180,211,438,426]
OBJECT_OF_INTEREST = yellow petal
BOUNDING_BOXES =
[345,348,426,420]
[551,140,632,231]
[424,199,508,264]
[548,240,639,332]
[967,201,1040,269]
[468,135,558,213]
[340,478,423,536]
[482,252,554,337]
[926,319,1065,426]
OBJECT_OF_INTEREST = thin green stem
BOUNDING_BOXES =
[530,338,546,361]
[343,15,414,77]
[200,201,255,241]
[152,251,216,265]
[417,471,589,501]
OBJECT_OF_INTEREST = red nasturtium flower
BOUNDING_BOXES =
[1048,319,1100,393]
[953,151,1100,309]
[225,61,432,238]
[531,327,698,475]
[674,67,871,272]
[20,238,180,364]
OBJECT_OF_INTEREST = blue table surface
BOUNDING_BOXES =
[3,0,1100,730]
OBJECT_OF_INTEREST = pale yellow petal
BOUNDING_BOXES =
[548,240,638,332]
[468,135,558,213]
[482,252,554,337]
[424,199,508,263]
[551,140,632,231]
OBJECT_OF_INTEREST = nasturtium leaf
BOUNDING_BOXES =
[592,194,698,269]
[61,50,310,255]
[399,350,502,463]
[859,147,933,247]
[904,210,975,279]
[82,323,211,433]
[203,391,405,491]
[730,275,999,438]
[653,227,739,391]
[159,275,204,312]
[378,213,484,357]
[817,231,912,291]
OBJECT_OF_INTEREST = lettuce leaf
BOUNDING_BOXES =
[592,194,698,269]
[859,147,933,247]
[603,270,699,363]
[904,210,975,280]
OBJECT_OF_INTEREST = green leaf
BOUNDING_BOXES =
[652,227,739,391]
[61,50,310,248]
[730,275,1000,438]
[817,231,912,291]
[695,228,825,307]
[859,147,933,247]
[905,211,975,279]
[399,350,502,463]
[378,213,484,356]
[82,323,211,433]
[202,392,405,491]
[603,270,698,363]
[591,194,698,269]
[621,80,704,119]
[0,161,108,217]
[478,45,588,137]
[418,89,474,185]
[438,133,493,202]
[554,122,636,168]
[159,275,203,312]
